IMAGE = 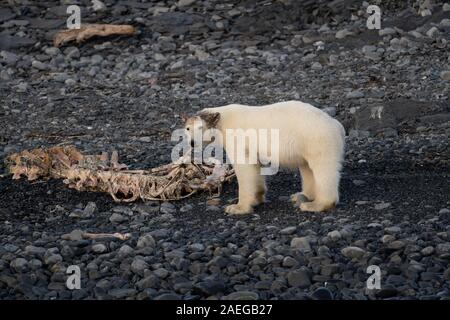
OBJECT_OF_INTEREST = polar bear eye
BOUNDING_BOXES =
[186,127,190,131]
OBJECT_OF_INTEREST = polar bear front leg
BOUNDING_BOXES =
[225,164,264,215]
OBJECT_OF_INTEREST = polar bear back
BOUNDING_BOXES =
[203,100,345,168]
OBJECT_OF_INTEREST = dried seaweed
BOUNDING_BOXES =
[53,24,136,47]
[6,146,235,202]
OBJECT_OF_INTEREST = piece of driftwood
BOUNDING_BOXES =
[6,145,234,202]
[53,24,136,47]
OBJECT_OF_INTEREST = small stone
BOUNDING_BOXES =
[352,180,366,186]
[108,288,137,299]
[10,258,28,273]
[311,62,322,70]
[440,71,450,81]
[160,202,176,214]
[136,234,156,249]
[154,268,169,278]
[335,29,353,39]
[154,293,181,300]
[180,204,193,212]
[287,268,311,288]
[223,291,258,300]
[117,245,134,258]
[177,0,196,7]
[444,3,450,12]
[31,60,47,70]
[44,253,63,265]
[346,90,364,99]
[189,243,205,252]
[323,107,336,117]
[83,202,97,218]
[388,240,405,250]
[440,19,450,27]
[194,49,210,62]
[282,256,298,268]
[379,28,396,36]
[64,229,84,241]
[91,243,107,254]
[328,230,342,241]
[25,245,46,257]
[384,226,401,235]
[368,223,382,229]
[291,237,312,253]
[131,258,149,276]
[341,246,366,259]
[421,246,434,256]
[280,226,297,235]
[109,213,126,223]
[426,26,439,38]
[193,281,226,296]
[375,202,391,210]
[382,235,395,243]
[436,243,450,255]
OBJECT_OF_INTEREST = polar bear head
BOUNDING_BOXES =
[183,111,220,147]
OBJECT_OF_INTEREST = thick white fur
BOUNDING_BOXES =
[198,100,345,214]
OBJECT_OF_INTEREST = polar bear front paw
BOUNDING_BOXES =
[225,204,253,215]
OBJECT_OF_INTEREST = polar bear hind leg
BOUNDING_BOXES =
[299,160,340,212]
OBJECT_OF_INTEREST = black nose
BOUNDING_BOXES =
[190,140,194,147]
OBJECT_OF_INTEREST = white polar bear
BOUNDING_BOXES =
[183,100,345,215]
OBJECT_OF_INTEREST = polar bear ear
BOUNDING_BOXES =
[197,111,220,128]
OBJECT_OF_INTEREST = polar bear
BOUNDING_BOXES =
[183,101,345,215]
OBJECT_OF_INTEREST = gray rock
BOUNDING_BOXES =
[83,202,97,218]
[117,245,134,258]
[44,253,63,265]
[346,90,364,99]
[160,202,176,214]
[421,246,434,256]
[375,202,391,210]
[287,268,311,288]
[436,243,450,255]
[0,50,19,65]
[31,60,47,70]
[426,27,439,38]
[291,237,312,253]
[108,288,137,299]
[280,226,297,235]
[154,293,181,300]
[335,29,354,39]
[177,0,196,7]
[440,71,450,81]
[327,230,342,241]
[223,291,259,300]
[64,229,84,241]
[109,213,127,224]
[341,246,366,259]
[131,258,149,276]
[10,258,28,273]
[388,240,405,250]
[154,268,169,279]
[24,245,46,257]
[91,243,107,254]
[379,28,397,36]
[384,226,401,235]
[136,234,156,249]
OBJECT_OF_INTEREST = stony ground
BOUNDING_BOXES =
[0,0,449,300]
